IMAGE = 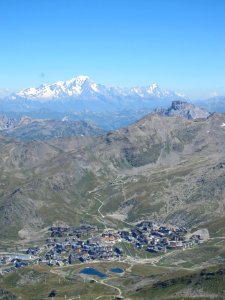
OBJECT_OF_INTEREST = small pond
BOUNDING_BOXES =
[110,268,124,273]
[79,267,107,278]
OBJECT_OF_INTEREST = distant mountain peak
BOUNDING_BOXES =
[73,75,90,81]
[155,100,210,120]
[16,75,93,100]
[0,114,18,130]
[64,75,90,87]
[147,82,159,91]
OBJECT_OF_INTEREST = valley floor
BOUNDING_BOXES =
[1,235,225,300]
[1,253,225,300]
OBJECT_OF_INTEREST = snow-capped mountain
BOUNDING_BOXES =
[0,75,188,117]
[14,75,184,102]
[15,76,101,100]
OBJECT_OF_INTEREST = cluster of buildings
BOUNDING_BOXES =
[0,254,32,274]
[0,221,205,274]
[49,224,98,238]
[40,226,122,266]
[119,221,204,253]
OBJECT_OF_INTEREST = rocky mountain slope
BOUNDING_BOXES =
[0,114,18,130]
[1,112,225,240]
[155,100,210,119]
[0,115,105,141]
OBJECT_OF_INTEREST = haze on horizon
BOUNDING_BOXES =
[0,0,225,99]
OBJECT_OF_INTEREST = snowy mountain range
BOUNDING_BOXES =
[0,77,216,130]
[13,75,185,103]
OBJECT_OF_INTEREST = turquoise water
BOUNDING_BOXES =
[110,268,124,273]
[79,267,107,278]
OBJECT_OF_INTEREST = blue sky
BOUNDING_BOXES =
[0,0,224,98]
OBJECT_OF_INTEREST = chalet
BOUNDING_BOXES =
[68,254,79,264]
[79,253,89,262]
[167,240,183,249]
[147,246,159,253]
[26,246,40,255]
[15,261,28,268]
[135,242,143,249]
[114,247,123,255]
[119,231,130,239]
[131,229,142,238]
[56,260,64,267]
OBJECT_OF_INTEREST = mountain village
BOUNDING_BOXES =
[0,221,207,275]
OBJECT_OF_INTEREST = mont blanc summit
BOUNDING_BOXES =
[15,75,98,100]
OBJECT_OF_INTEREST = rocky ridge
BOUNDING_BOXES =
[155,100,210,120]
